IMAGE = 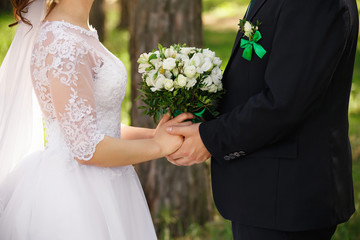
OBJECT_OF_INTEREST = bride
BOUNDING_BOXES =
[0,0,193,239]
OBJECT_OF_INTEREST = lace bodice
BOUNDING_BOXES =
[31,21,127,161]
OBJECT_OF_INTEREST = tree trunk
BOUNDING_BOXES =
[129,0,212,237]
[89,0,105,42]
[117,0,130,29]
[0,0,12,12]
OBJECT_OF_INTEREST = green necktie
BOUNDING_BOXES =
[245,0,256,18]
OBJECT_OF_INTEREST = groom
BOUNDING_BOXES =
[167,0,359,239]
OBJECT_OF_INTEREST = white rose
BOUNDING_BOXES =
[165,70,172,79]
[150,58,161,69]
[209,84,218,93]
[146,76,154,87]
[148,69,157,78]
[180,57,190,68]
[186,78,197,89]
[184,65,197,78]
[244,21,252,38]
[203,76,213,87]
[244,21,252,32]
[213,57,222,67]
[165,48,177,58]
[177,74,187,88]
[172,68,179,77]
[203,49,216,59]
[211,67,223,85]
[212,67,222,77]
[213,77,222,86]
[163,58,177,70]
[178,54,190,63]
[138,63,152,74]
[201,59,213,73]
[217,83,223,91]
[138,53,150,64]
[164,78,174,91]
[190,53,203,67]
[180,47,195,55]
[154,50,160,57]
[180,47,191,55]
[145,70,157,86]
[151,74,165,92]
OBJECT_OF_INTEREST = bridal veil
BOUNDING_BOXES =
[0,0,46,183]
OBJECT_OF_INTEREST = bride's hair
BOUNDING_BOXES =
[9,0,57,27]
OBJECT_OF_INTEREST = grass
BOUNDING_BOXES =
[1,1,360,239]
[203,29,237,69]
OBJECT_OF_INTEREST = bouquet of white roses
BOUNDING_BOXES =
[137,44,224,123]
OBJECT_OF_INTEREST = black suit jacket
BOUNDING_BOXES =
[199,0,359,231]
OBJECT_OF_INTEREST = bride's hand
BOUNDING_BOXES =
[153,113,194,156]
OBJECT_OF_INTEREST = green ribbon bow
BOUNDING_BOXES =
[173,108,206,123]
[240,31,267,61]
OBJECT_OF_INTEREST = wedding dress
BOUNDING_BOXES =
[0,20,157,239]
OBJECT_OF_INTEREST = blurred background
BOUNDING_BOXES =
[0,0,359,239]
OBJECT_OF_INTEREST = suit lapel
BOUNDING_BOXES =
[246,0,268,22]
[231,31,243,56]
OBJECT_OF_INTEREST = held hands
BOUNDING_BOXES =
[165,123,211,166]
[153,113,194,157]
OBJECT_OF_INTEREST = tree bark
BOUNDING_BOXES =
[118,0,130,29]
[129,0,212,236]
[89,0,105,42]
[0,0,12,12]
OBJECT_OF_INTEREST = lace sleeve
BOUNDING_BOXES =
[45,31,105,161]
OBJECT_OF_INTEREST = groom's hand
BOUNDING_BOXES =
[166,123,211,166]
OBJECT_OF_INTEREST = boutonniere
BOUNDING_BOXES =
[238,19,267,61]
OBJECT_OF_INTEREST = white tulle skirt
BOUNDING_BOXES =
[0,147,157,240]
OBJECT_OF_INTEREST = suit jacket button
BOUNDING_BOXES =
[233,152,241,157]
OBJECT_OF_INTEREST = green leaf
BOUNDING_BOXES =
[158,43,163,52]
[148,53,158,61]
[145,66,153,72]
[154,71,159,80]
[135,95,141,101]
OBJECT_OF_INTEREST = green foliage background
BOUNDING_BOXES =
[1,0,360,239]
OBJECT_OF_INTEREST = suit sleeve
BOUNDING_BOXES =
[199,0,350,162]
